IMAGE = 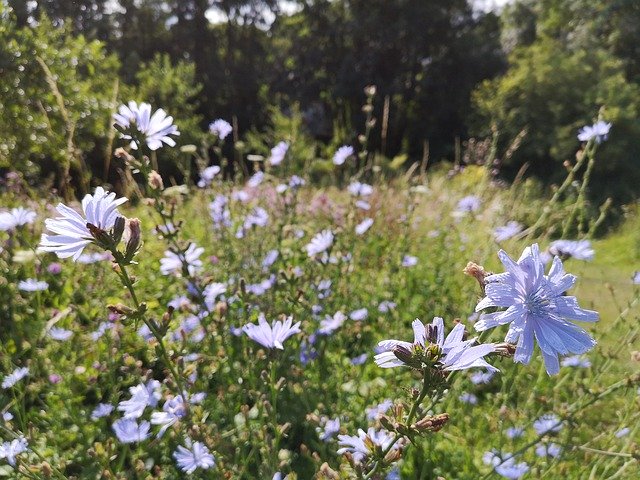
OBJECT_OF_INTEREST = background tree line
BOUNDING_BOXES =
[1,0,639,203]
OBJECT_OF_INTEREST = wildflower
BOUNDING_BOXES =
[459,392,478,405]
[533,414,562,435]
[0,437,28,467]
[470,370,495,384]
[355,200,371,210]
[160,243,204,276]
[494,221,522,242]
[243,207,269,230]
[560,355,591,368]
[151,395,187,437]
[90,403,114,420]
[482,450,503,467]
[333,145,354,165]
[247,171,264,189]
[375,317,497,372]
[112,418,151,444]
[243,314,301,350]
[337,428,398,463]
[633,271,640,284]
[318,311,347,335]
[2,367,29,389]
[365,399,393,420]
[455,195,481,213]
[47,263,62,274]
[549,239,594,261]
[262,249,279,270]
[348,181,373,197]
[577,120,611,144]
[355,218,374,235]
[495,460,529,479]
[198,166,221,188]
[401,255,418,267]
[209,118,232,140]
[204,282,227,309]
[474,244,598,375]
[209,195,231,230]
[0,207,36,231]
[2,412,13,422]
[535,443,562,458]
[350,308,368,321]
[378,300,397,313]
[505,427,524,439]
[173,439,216,474]
[269,141,289,166]
[91,322,114,341]
[289,175,305,189]
[48,327,73,341]
[386,467,401,480]
[351,353,368,365]
[113,101,179,150]
[117,381,161,419]
[317,417,341,441]
[615,427,630,438]
[39,187,127,260]
[305,230,334,257]
[17,279,48,292]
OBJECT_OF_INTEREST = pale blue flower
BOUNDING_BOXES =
[48,327,73,341]
[114,101,179,150]
[615,427,630,438]
[470,370,495,384]
[456,195,481,213]
[317,417,341,441]
[337,428,398,463]
[535,442,562,458]
[173,439,215,474]
[355,217,374,235]
[355,200,371,210]
[459,392,478,405]
[117,381,161,419]
[18,279,48,292]
[560,355,591,368]
[350,308,368,321]
[160,243,204,276]
[533,413,562,435]
[318,311,347,335]
[0,207,36,231]
[112,418,150,444]
[243,314,301,350]
[348,181,373,197]
[0,437,28,467]
[91,403,114,420]
[2,367,29,389]
[198,166,221,188]
[262,249,279,270]
[366,399,393,420]
[209,118,232,140]
[475,244,598,375]
[578,120,611,144]
[375,317,497,371]
[243,207,269,229]
[306,230,333,257]
[350,353,368,365]
[268,141,289,166]
[633,271,640,284]
[91,322,114,341]
[386,467,401,480]
[209,195,231,229]
[495,460,529,479]
[505,427,524,439]
[494,221,522,242]
[401,255,418,267]
[549,239,594,261]
[39,187,127,260]
[333,145,354,165]
[378,300,397,313]
[151,395,187,437]
[247,171,264,188]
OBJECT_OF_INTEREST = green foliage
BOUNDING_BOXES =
[472,37,640,203]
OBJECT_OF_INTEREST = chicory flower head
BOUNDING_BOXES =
[243,314,301,350]
[475,244,598,374]
[577,120,611,144]
[113,101,179,150]
[209,118,232,140]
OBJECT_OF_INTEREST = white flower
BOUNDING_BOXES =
[350,308,368,321]
[112,418,151,444]
[160,243,204,276]
[0,437,28,467]
[17,279,48,292]
[305,230,334,257]
[577,120,611,144]
[268,141,289,166]
[348,181,373,197]
[204,282,227,309]
[0,207,36,231]
[247,171,264,188]
[48,327,73,341]
[39,187,127,261]
[355,218,374,235]
[243,314,301,350]
[209,119,232,140]
[173,439,216,474]
[333,145,354,165]
[2,367,29,389]
[113,101,179,150]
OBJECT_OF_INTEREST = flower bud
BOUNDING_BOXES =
[147,170,164,190]
[413,413,450,432]
[124,218,142,257]
[112,216,126,243]
[364,85,377,97]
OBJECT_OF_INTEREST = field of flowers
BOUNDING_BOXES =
[0,105,639,479]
